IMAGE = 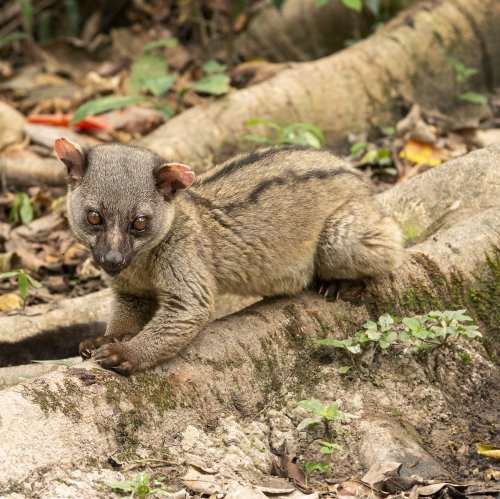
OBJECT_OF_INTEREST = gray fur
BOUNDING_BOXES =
[63,143,403,374]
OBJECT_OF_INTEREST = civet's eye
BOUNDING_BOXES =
[86,210,102,226]
[132,216,149,232]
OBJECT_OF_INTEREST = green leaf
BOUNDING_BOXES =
[458,92,487,105]
[366,330,381,341]
[412,329,429,340]
[144,75,176,97]
[346,344,362,354]
[149,102,175,119]
[341,0,362,12]
[17,272,29,300]
[244,134,274,144]
[129,54,168,96]
[457,350,471,364]
[399,331,412,341]
[384,331,398,342]
[378,313,395,331]
[297,417,321,431]
[403,317,420,331]
[245,118,282,131]
[143,38,178,52]
[281,123,325,148]
[19,193,33,224]
[0,31,29,49]
[71,95,143,125]
[0,271,19,280]
[193,74,230,95]
[316,338,348,349]
[324,403,340,420]
[338,366,352,374]
[379,340,390,349]
[316,0,329,5]
[272,0,286,8]
[19,0,33,32]
[104,479,136,492]
[363,320,378,331]
[364,0,380,16]
[350,142,367,155]
[202,59,228,74]
[305,461,328,473]
[26,274,42,288]
[381,126,396,136]
[299,399,325,416]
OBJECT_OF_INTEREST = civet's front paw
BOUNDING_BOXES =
[94,343,137,376]
[79,336,109,359]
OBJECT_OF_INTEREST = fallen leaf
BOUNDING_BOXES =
[0,101,26,150]
[484,468,500,480]
[399,138,449,167]
[181,466,221,495]
[330,479,383,499]
[477,443,500,461]
[0,292,23,312]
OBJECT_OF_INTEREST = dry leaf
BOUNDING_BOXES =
[0,293,23,312]
[477,443,500,461]
[399,138,449,167]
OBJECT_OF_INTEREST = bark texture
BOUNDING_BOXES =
[235,0,415,62]
[140,0,500,170]
[0,145,498,492]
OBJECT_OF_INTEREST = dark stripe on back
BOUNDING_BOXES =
[198,145,312,186]
[226,167,361,211]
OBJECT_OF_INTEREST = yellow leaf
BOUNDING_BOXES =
[476,443,500,461]
[0,292,23,312]
[399,139,448,167]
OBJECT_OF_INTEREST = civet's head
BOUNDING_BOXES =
[55,138,195,276]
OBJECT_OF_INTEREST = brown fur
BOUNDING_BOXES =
[58,142,403,374]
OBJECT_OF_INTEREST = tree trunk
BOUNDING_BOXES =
[140,0,500,170]
[0,146,498,494]
[235,0,416,62]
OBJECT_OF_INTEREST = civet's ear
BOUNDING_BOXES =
[154,163,195,196]
[54,137,86,184]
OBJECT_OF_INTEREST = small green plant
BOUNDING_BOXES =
[316,310,482,369]
[446,55,487,106]
[297,399,354,439]
[71,39,178,125]
[193,59,231,96]
[245,119,325,148]
[9,192,34,224]
[104,472,169,499]
[0,269,41,307]
[350,143,397,176]
[457,350,471,364]
[304,461,328,485]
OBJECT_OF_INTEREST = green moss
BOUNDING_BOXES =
[402,222,422,247]
[24,379,83,421]
[468,247,499,359]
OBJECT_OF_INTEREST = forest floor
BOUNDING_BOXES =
[0,2,499,498]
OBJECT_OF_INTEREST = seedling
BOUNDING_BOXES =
[304,461,328,485]
[245,119,325,148]
[193,58,231,96]
[0,269,41,308]
[104,472,170,498]
[316,310,482,369]
[9,192,34,225]
[297,399,354,439]
[445,55,487,106]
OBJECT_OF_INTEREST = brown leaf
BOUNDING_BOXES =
[0,293,23,312]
